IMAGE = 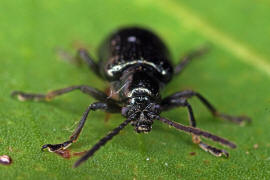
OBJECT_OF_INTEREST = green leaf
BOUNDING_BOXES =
[1,0,270,179]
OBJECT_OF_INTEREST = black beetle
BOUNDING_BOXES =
[12,27,251,167]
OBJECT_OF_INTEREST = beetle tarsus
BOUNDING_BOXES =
[41,140,72,152]
[11,91,46,101]
[218,113,251,125]
[199,142,229,158]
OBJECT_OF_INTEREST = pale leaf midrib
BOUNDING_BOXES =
[143,0,270,76]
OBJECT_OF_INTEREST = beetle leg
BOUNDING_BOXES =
[157,116,233,157]
[198,140,228,157]
[73,118,131,168]
[160,99,233,155]
[161,97,197,127]
[11,85,117,104]
[54,47,102,78]
[191,134,228,157]
[161,90,251,125]
[174,45,209,75]
[55,47,79,65]
[77,48,103,78]
[42,102,121,152]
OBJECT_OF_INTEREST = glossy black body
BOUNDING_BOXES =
[98,28,174,132]
[98,28,173,102]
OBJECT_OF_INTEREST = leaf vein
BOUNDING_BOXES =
[151,0,270,76]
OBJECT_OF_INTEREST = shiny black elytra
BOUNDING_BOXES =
[12,27,251,168]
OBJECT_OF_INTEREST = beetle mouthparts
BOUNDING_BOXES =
[136,125,152,133]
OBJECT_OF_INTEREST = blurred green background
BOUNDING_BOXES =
[1,0,270,179]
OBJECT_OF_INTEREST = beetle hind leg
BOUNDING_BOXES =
[174,45,210,75]
[54,47,102,78]
[77,48,103,78]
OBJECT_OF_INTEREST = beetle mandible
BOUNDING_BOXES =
[12,27,251,167]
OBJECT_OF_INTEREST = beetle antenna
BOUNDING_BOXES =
[73,118,132,168]
[157,116,236,149]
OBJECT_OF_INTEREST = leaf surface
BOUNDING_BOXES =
[0,0,269,179]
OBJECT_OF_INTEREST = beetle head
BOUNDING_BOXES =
[122,96,161,133]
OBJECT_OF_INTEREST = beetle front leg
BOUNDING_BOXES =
[161,90,251,125]
[192,135,229,157]
[74,118,131,167]
[158,116,233,157]
[42,102,121,152]
[160,98,232,157]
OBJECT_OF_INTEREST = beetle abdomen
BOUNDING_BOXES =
[98,27,173,83]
